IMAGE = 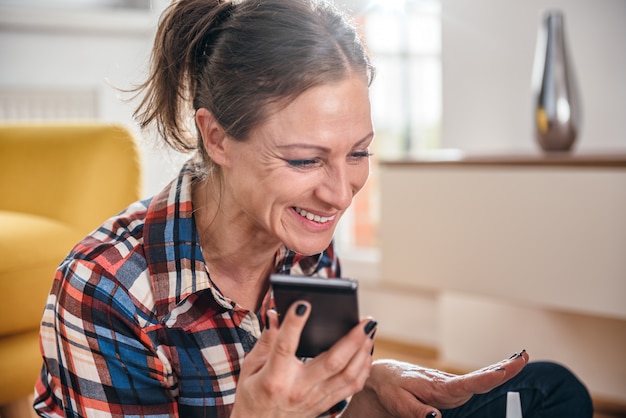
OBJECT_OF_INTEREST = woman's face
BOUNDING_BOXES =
[219,74,374,256]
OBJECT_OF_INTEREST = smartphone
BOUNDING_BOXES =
[270,274,359,358]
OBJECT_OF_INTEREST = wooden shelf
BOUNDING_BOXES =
[381,151,626,168]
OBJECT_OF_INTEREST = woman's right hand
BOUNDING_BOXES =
[231,301,377,418]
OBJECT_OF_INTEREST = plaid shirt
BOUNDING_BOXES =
[34,162,344,418]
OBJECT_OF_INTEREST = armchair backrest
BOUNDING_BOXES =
[0,123,142,233]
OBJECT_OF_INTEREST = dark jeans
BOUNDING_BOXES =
[441,362,593,418]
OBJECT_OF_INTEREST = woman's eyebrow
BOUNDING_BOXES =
[354,131,375,147]
[276,132,375,152]
[276,143,331,153]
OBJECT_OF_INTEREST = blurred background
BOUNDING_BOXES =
[1,0,625,415]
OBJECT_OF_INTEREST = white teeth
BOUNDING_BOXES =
[294,207,335,224]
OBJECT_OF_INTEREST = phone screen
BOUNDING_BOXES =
[270,274,359,358]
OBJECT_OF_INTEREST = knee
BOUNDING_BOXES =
[527,361,587,389]
[526,362,593,413]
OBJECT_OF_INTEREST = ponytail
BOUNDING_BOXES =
[132,0,234,153]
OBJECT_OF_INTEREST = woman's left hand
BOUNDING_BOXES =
[343,350,529,417]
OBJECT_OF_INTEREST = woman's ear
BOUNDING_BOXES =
[196,108,228,166]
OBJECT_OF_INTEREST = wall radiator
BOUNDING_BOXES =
[0,88,98,121]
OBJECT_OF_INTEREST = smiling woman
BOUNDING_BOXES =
[34,0,379,416]
[31,0,592,417]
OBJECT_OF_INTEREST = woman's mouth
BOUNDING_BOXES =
[293,207,336,224]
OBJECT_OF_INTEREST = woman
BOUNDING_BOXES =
[34,0,593,417]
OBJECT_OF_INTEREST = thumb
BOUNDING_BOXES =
[393,389,442,418]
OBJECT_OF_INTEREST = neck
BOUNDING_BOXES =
[192,177,280,312]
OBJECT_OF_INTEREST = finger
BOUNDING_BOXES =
[330,340,373,393]
[266,308,280,331]
[315,321,376,396]
[472,349,529,371]
[270,300,311,359]
[302,333,375,415]
[240,310,279,377]
[327,317,377,359]
[495,349,529,381]
[306,318,376,381]
[299,318,376,409]
[454,349,530,396]
[468,349,529,380]
[382,386,442,418]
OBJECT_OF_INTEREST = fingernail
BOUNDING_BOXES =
[508,349,526,360]
[296,303,307,316]
[370,329,377,340]
[364,320,377,335]
[265,312,270,329]
[426,412,438,417]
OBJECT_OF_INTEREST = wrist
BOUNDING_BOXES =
[343,388,385,418]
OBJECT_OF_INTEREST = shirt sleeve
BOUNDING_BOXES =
[35,258,178,418]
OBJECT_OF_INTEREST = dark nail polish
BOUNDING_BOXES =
[426,412,438,417]
[265,312,270,329]
[508,349,525,360]
[296,303,307,316]
[363,320,377,335]
[369,329,377,340]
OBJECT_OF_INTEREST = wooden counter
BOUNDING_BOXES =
[378,151,626,320]
[382,151,626,167]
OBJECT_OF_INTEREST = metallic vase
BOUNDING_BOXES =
[531,10,581,152]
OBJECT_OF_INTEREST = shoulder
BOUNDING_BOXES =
[53,198,156,322]
[69,199,149,275]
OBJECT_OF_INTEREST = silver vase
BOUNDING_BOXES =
[531,10,581,152]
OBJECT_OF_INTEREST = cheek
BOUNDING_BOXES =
[353,164,370,195]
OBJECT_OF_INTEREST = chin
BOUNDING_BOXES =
[286,237,333,257]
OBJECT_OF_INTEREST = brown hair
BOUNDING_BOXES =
[133,0,374,176]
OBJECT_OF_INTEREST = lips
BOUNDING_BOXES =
[293,207,336,224]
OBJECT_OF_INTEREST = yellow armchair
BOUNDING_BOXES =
[0,123,142,406]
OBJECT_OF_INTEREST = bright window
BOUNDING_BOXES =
[335,0,442,257]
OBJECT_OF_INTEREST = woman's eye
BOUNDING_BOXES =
[287,159,319,168]
[349,151,373,161]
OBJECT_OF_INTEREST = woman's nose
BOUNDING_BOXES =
[316,166,356,211]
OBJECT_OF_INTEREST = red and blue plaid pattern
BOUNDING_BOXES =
[34,162,343,417]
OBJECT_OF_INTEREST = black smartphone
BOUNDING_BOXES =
[270,274,359,358]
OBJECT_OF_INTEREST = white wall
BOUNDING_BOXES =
[441,0,626,152]
[363,0,626,404]
[3,1,624,184]
[0,5,186,198]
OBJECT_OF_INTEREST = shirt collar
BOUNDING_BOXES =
[143,161,339,318]
[143,163,208,318]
